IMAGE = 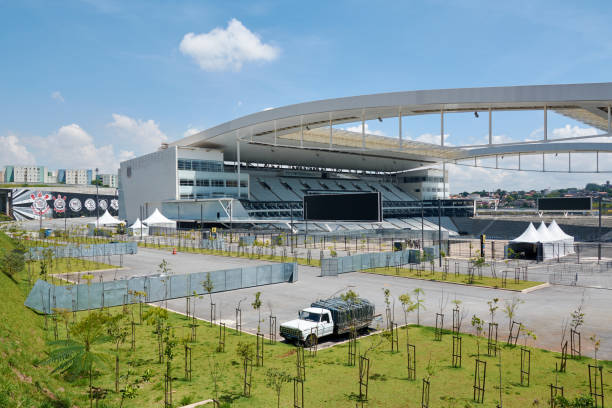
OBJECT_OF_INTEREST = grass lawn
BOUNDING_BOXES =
[24,258,117,285]
[137,241,322,267]
[0,231,607,407]
[362,266,543,291]
[16,238,64,248]
[20,307,610,408]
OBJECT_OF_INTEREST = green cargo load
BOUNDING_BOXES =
[311,297,375,335]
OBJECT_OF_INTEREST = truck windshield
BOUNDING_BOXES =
[299,311,321,322]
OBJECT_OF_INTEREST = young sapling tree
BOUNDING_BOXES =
[398,292,416,327]
[471,315,484,357]
[202,272,215,326]
[412,288,426,325]
[589,334,601,363]
[252,291,263,333]
[487,298,499,324]
[265,368,292,408]
[503,297,523,333]
[383,288,392,327]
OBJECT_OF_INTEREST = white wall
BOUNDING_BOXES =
[177,147,223,161]
[119,147,178,222]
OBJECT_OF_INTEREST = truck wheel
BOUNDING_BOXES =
[305,334,317,348]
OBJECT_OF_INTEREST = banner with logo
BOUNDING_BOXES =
[10,189,119,220]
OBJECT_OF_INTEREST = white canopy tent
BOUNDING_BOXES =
[89,210,125,227]
[536,222,557,260]
[507,223,541,259]
[547,220,575,255]
[510,223,540,243]
[128,218,149,237]
[536,222,556,243]
[507,221,575,260]
[143,208,176,228]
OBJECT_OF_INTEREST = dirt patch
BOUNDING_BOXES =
[278,349,296,358]
[10,366,32,383]
[42,388,57,400]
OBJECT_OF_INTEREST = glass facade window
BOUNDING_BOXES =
[403,176,445,183]
[211,180,225,187]
[180,179,194,186]
[180,194,194,199]
[240,180,248,188]
[196,179,210,186]
[226,180,238,187]
[177,159,224,172]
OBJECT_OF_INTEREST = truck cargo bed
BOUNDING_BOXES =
[311,297,375,335]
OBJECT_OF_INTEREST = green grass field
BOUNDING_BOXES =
[0,232,607,407]
[25,258,117,285]
[137,241,322,267]
[363,266,543,291]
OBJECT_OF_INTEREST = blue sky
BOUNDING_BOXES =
[1,0,611,191]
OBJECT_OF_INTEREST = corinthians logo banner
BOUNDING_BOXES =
[10,189,119,221]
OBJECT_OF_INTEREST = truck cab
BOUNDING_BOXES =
[279,307,334,346]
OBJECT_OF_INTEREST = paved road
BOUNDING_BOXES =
[70,247,612,359]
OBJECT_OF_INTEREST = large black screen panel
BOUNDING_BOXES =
[304,192,382,222]
[537,197,592,211]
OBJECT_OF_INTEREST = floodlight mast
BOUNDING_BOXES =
[95,167,100,227]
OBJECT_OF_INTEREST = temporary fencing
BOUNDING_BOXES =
[320,249,421,276]
[27,242,138,260]
[25,262,298,314]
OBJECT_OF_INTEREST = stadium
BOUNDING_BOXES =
[119,82,612,238]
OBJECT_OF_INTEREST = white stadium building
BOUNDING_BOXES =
[119,82,612,233]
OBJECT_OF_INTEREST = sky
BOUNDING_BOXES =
[1,0,612,192]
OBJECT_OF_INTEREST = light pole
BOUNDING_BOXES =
[95,168,100,227]
[598,196,602,263]
[420,199,424,250]
[438,198,442,267]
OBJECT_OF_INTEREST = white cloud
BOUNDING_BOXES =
[413,133,450,145]
[179,18,280,71]
[31,124,121,172]
[183,128,201,137]
[51,91,64,103]
[448,162,611,194]
[0,134,36,166]
[262,107,274,111]
[552,124,599,139]
[491,134,513,144]
[343,123,386,136]
[118,150,136,162]
[108,113,168,152]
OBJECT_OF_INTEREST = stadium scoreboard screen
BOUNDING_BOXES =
[303,192,382,222]
[537,197,592,211]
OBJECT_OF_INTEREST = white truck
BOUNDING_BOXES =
[279,297,375,346]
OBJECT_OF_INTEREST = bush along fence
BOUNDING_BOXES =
[27,242,138,260]
[321,249,422,276]
[24,262,298,314]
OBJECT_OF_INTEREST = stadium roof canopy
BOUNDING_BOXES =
[169,83,612,172]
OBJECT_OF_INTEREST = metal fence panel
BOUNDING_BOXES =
[25,261,297,314]
[28,242,138,260]
[320,249,420,276]
[226,269,243,290]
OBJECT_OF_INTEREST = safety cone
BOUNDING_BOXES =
[172,248,177,255]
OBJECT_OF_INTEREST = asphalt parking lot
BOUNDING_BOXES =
[85,247,612,359]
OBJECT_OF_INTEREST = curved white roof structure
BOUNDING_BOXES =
[169,82,612,172]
